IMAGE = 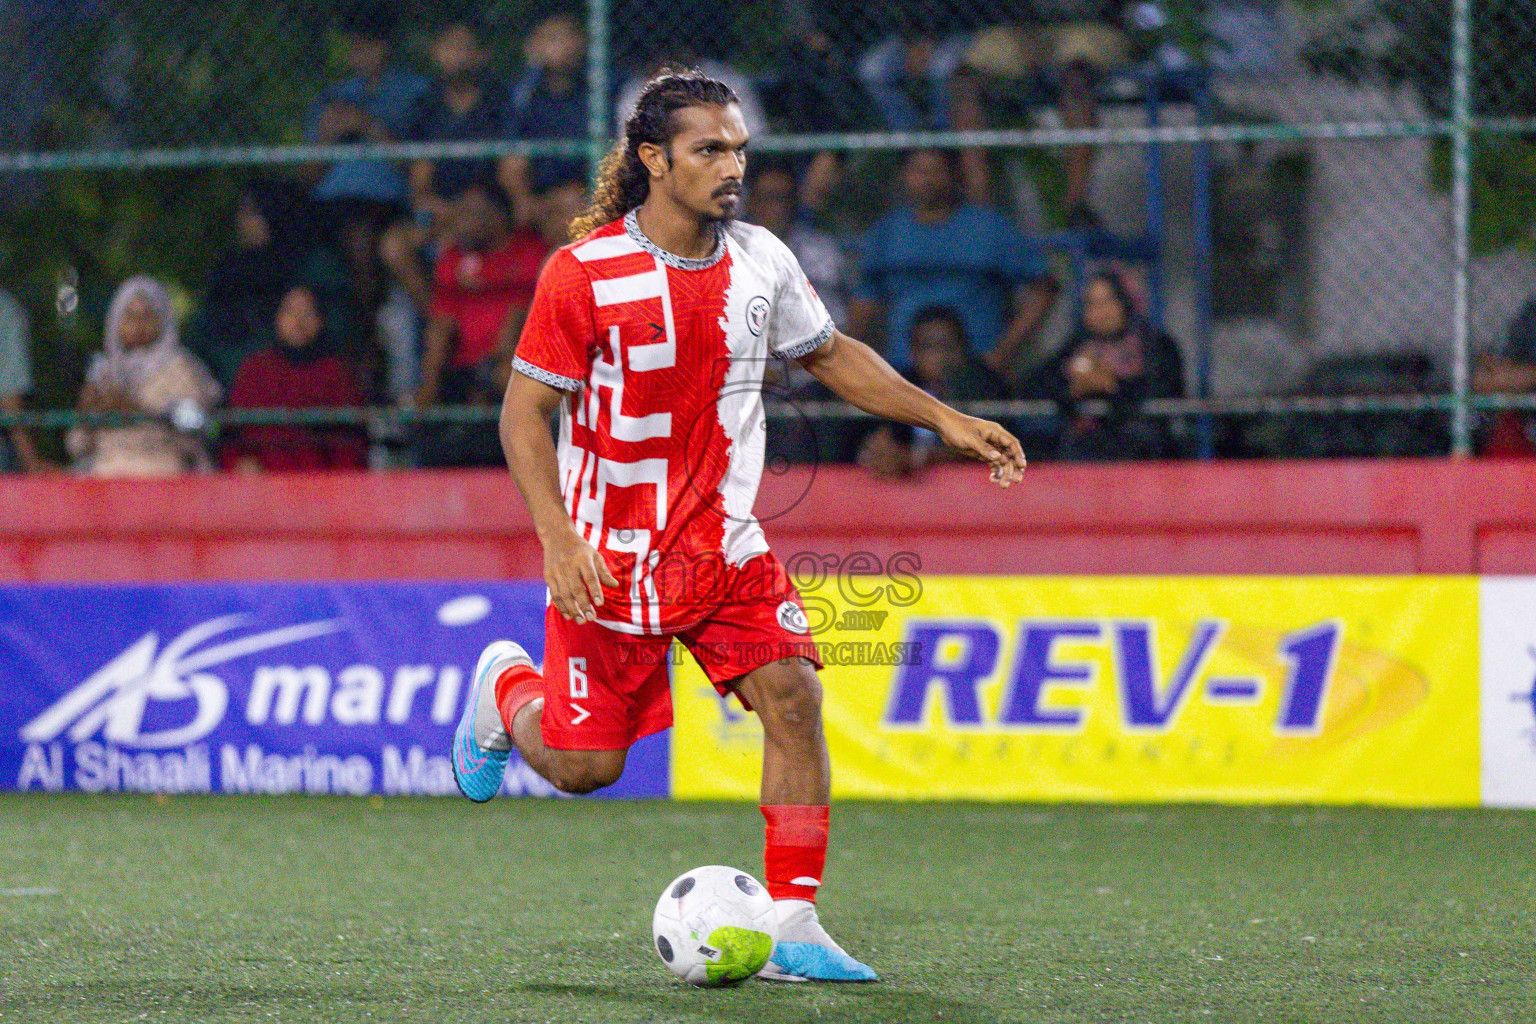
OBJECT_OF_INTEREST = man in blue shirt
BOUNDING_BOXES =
[851,146,1059,376]
[306,4,430,217]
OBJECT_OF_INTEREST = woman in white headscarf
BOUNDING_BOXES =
[68,275,222,476]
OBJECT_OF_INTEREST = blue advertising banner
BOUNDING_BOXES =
[0,582,668,798]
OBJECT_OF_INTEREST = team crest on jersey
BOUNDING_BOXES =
[776,600,809,635]
[746,296,771,336]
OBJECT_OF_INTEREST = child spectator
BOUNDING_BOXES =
[857,305,1010,478]
[69,276,221,477]
[1031,269,1185,461]
[408,18,516,230]
[222,284,368,473]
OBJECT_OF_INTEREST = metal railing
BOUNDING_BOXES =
[4,392,1532,433]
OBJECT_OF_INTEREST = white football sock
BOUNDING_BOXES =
[473,648,529,753]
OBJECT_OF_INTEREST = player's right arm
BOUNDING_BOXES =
[500,372,618,624]
[500,249,617,624]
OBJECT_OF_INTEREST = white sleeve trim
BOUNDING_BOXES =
[512,356,583,392]
[776,319,836,361]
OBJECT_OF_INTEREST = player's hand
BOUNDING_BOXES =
[936,411,1027,488]
[544,525,620,624]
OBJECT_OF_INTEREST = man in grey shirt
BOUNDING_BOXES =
[0,288,45,472]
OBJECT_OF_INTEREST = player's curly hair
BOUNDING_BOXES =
[568,69,739,240]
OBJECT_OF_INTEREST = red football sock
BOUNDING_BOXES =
[761,804,830,902]
[494,664,545,737]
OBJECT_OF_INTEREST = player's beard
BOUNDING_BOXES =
[704,186,742,225]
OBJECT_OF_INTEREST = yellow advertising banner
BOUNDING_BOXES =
[670,576,1480,805]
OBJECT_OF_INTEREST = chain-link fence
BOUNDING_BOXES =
[1,0,1533,469]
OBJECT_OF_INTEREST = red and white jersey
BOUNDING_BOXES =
[512,211,834,635]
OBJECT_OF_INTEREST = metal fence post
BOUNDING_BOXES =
[586,0,612,184]
[1449,0,1473,456]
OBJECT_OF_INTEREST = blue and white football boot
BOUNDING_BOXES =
[758,900,879,983]
[452,640,534,803]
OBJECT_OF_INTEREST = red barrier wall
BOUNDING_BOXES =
[0,458,1531,582]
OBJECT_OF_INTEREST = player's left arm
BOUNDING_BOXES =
[797,330,1026,486]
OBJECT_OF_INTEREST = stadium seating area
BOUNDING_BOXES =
[2,0,1535,475]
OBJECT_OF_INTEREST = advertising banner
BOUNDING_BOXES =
[0,575,1503,806]
[1479,577,1536,808]
[671,575,1481,806]
[0,582,667,798]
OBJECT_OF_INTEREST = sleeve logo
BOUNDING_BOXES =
[746,295,771,336]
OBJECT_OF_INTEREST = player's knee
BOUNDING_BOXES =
[755,661,823,734]
[550,752,625,795]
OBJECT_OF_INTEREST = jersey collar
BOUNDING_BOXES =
[623,209,726,271]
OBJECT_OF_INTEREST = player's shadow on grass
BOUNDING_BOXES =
[517,981,1015,1024]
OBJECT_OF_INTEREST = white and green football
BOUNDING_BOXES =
[651,865,778,986]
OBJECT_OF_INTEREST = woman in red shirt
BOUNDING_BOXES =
[222,284,369,472]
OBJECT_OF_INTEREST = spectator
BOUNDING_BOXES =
[850,146,1058,377]
[222,284,368,473]
[507,12,589,226]
[747,158,853,328]
[306,2,430,222]
[528,162,590,250]
[765,7,872,134]
[1031,269,1184,461]
[69,276,221,477]
[861,22,1105,223]
[759,9,869,209]
[615,55,768,139]
[304,209,390,401]
[0,286,46,472]
[857,305,1010,478]
[377,202,445,414]
[858,26,972,133]
[960,26,1107,223]
[417,182,546,466]
[745,156,853,425]
[1475,297,1536,456]
[189,180,314,390]
[408,18,516,230]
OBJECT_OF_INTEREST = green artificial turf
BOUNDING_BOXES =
[0,795,1532,1022]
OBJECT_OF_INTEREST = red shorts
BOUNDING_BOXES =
[538,550,822,750]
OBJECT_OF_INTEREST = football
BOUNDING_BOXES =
[651,865,779,986]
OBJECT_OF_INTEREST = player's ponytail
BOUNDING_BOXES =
[569,69,739,240]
